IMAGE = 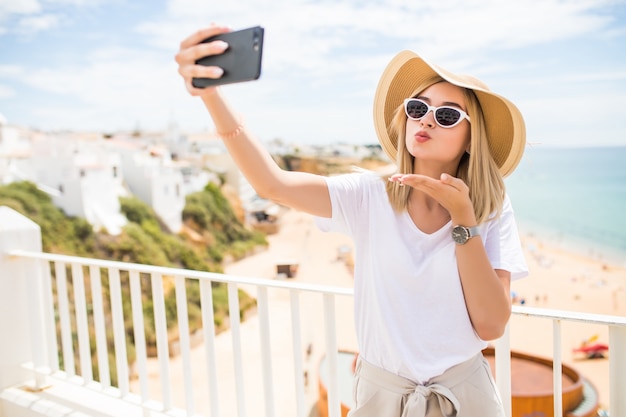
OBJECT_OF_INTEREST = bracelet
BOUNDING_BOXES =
[217,119,244,140]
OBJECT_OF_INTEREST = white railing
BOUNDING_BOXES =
[1,206,625,417]
[2,246,355,417]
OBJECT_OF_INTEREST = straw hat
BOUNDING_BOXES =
[373,50,526,177]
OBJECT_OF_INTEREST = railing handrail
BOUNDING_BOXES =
[512,305,626,326]
[9,248,626,327]
[6,249,354,297]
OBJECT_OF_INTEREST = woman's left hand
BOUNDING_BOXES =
[389,173,475,224]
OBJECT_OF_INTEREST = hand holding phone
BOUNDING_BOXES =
[192,26,264,88]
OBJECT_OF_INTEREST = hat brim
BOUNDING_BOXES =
[373,50,525,177]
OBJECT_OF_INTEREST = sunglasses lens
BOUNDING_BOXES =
[405,100,428,119]
[435,108,462,127]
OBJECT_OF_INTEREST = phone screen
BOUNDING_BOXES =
[192,26,264,88]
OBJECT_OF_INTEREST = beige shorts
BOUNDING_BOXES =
[349,353,505,417]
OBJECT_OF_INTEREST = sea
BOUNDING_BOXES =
[505,145,626,267]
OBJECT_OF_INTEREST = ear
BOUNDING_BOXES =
[465,143,471,154]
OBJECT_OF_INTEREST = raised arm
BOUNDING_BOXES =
[175,25,331,217]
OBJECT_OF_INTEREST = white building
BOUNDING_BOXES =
[0,115,128,235]
[0,115,267,236]
[30,135,128,235]
[0,113,35,184]
[112,140,186,233]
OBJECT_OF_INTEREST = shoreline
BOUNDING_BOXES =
[515,218,626,270]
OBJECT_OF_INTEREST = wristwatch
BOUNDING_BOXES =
[451,225,480,245]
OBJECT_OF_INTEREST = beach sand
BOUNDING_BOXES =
[133,208,626,416]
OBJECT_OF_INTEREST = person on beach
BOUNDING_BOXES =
[176,24,528,417]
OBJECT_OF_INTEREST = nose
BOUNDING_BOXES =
[419,109,436,128]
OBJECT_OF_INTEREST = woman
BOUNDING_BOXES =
[176,24,528,417]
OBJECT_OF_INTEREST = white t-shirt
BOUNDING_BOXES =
[315,171,528,383]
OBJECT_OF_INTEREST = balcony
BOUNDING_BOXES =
[1,205,625,417]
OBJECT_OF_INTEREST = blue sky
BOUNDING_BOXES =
[1,0,625,147]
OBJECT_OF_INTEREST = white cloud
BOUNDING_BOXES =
[0,0,101,35]
[9,45,186,131]
[0,65,22,77]
[153,0,623,82]
[45,0,104,5]
[0,0,41,18]
[0,84,14,98]
[17,13,60,33]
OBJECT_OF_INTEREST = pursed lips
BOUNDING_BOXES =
[414,130,431,143]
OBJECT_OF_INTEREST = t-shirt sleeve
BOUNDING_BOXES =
[483,194,529,280]
[314,172,369,236]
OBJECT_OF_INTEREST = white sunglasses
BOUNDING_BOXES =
[404,98,471,128]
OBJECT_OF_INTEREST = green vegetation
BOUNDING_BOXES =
[0,181,97,255]
[0,181,266,385]
[182,182,267,262]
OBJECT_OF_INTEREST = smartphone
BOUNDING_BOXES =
[192,26,264,88]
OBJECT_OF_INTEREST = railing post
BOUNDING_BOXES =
[0,207,47,391]
[323,293,340,417]
[228,282,246,417]
[494,323,512,417]
[609,325,626,417]
[552,320,563,417]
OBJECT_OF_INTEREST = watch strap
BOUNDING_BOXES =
[466,225,480,238]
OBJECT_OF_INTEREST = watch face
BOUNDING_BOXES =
[452,226,469,244]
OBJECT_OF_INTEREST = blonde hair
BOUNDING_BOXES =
[384,77,505,223]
